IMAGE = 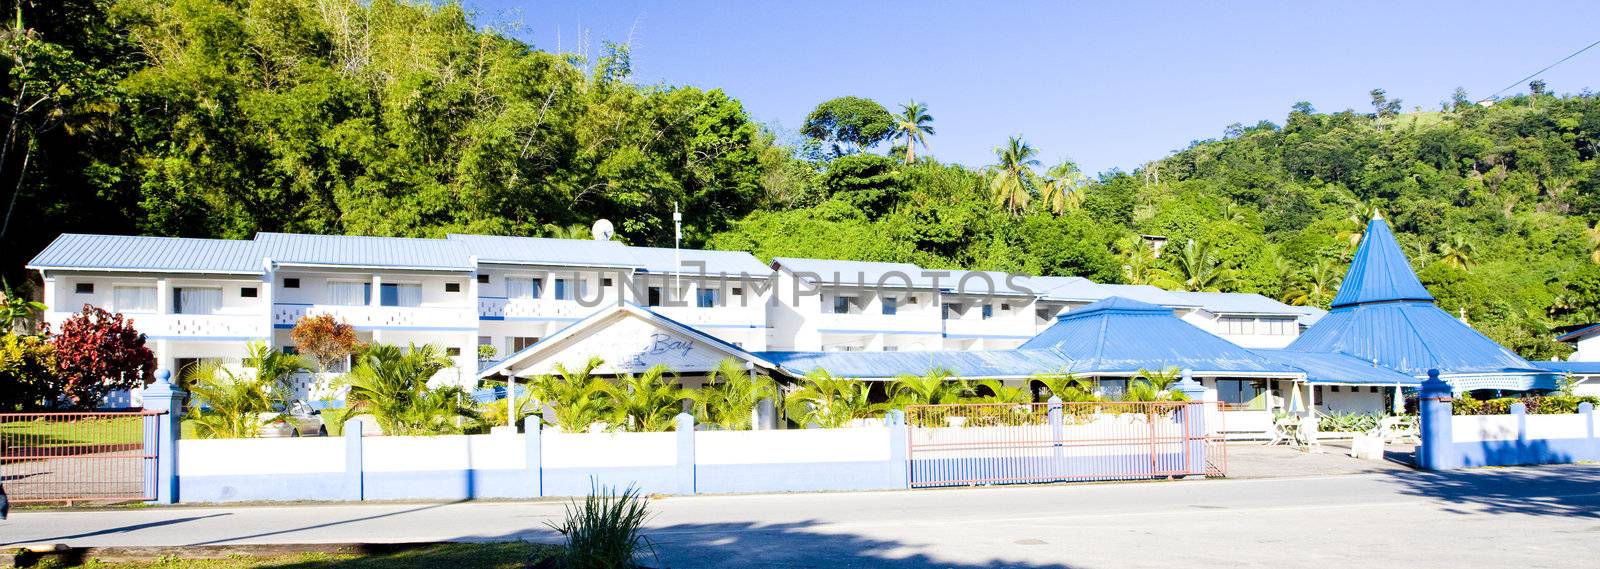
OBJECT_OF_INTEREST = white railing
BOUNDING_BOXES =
[650,305,764,327]
[273,303,475,329]
[82,313,270,339]
[477,298,594,320]
[812,311,940,334]
[942,316,1033,337]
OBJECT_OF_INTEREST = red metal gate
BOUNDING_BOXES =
[0,411,162,504]
[905,401,1223,488]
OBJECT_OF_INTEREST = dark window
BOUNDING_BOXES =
[445,347,462,357]
[647,286,662,307]
[280,346,299,355]
[1331,385,1340,393]
[696,289,717,308]
[74,282,94,294]
[240,287,258,298]
[477,274,489,284]
[445,282,461,293]
[833,296,853,314]
[554,278,569,300]
[982,304,994,320]
[732,287,743,296]
[882,297,897,315]
[602,278,614,287]
[1000,303,1011,311]
[942,303,960,319]
[283,278,300,288]
[512,336,540,351]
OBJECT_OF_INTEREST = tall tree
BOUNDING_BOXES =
[989,136,1039,216]
[891,100,935,163]
[801,96,895,156]
[1039,159,1089,215]
[1149,239,1237,292]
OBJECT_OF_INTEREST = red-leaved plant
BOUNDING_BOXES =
[51,304,155,408]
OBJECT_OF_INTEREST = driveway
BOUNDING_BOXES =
[1222,440,1414,478]
[3,463,1598,568]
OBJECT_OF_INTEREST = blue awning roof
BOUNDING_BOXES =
[1533,361,1600,376]
[1019,297,1301,377]
[1252,349,1420,386]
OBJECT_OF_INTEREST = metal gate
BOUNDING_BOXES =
[0,411,163,504]
[905,401,1224,488]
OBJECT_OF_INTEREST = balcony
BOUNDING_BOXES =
[942,316,1034,338]
[812,312,940,335]
[119,313,270,339]
[273,303,476,329]
[477,298,595,321]
[650,304,765,328]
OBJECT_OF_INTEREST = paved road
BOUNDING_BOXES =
[2,465,1598,568]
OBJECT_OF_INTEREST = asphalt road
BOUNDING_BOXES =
[3,464,1598,568]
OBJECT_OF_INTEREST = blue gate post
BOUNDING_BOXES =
[1417,369,1457,470]
[886,409,909,489]
[674,413,696,495]
[1176,370,1207,477]
[141,369,184,504]
[1047,396,1063,480]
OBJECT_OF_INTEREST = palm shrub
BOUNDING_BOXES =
[785,369,881,429]
[697,358,775,430]
[887,368,973,406]
[972,379,1033,404]
[531,356,616,432]
[242,341,310,405]
[341,343,479,435]
[1123,367,1187,402]
[969,379,1038,426]
[1034,371,1098,403]
[545,483,657,569]
[186,362,275,439]
[612,365,688,432]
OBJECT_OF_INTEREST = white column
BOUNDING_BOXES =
[261,261,276,342]
[155,277,172,314]
[369,274,383,307]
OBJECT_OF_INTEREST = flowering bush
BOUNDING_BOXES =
[50,305,154,408]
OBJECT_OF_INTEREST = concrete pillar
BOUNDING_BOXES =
[344,419,364,501]
[155,278,171,314]
[1417,370,1456,470]
[674,413,696,495]
[524,416,543,498]
[1176,370,1208,477]
[1047,396,1064,477]
[885,409,909,489]
[141,369,184,504]
[754,397,777,430]
[369,274,382,307]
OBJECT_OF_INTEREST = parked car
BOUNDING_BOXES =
[259,401,326,437]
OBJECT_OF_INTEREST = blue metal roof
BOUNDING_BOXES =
[447,234,638,268]
[1288,301,1554,381]
[1251,349,1420,386]
[1019,297,1302,376]
[256,233,473,270]
[754,349,1072,380]
[28,234,264,274]
[1164,291,1303,316]
[627,246,771,276]
[772,257,940,288]
[1533,361,1600,376]
[1330,215,1433,308]
[941,270,1035,297]
[1555,324,1600,343]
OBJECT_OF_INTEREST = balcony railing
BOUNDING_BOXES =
[273,303,476,329]
[941,316,1034,337]
[812,311,940,334]
[115,313,270,339]
[477,298,595,320]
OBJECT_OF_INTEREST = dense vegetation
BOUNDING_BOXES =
[6,0,1600,358]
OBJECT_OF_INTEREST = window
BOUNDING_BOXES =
[731,287,743,296]
[883,345,899,352]
[280,346,299,355]
[1036,307,1056,323]
[602,278,614,287]
[511,336,540,352]
[982,304,994,320]
[173,288,222,315]
[74,282,94,294]
[477,274,490,284]
[832,296,856,314]
[112,286,157,313]
[942,303,963,320]
[328,281,369,306]
[647,286,663,307]
[240,287,258,298]
[1099,379,1129,400]
[1216,379,1266,408]
[506,277,543,300]
[1000,303,1011,311]
[445,282,461,293]
[696,288,718,308]
[380,283,421,307]
[882,296,898,315]
[1260,318,1292,335]
[1221,316,1255,335]
[445,347,462,357]
[554,278,570,300]
[1331,385,1341,393]
[478,336,492,346]
[283,278,300,288]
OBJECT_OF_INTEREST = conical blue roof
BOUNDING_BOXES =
[1020,297,1296,375]
[1330,215,1433,308]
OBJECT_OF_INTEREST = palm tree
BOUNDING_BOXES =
[612,364,688,432]
[1118,235,1157,285]
[1437,235,1476,272]
[1033,371,1098,403]
[186,362,276,439]
[1039,160,1089,215]
[1283,259,1343,308]
[342,343,478,435]
[544,223,592,240]
[697,358,776,430]
[784,369,879,428]
[886,368,973,407]
[989,136,1040,216]
[530,356,616,432]
[1123,367,1187,402]
[242,341,310,405]
[1149,239,1237,292]
[892,101,935,164]
[972,379,1033,404]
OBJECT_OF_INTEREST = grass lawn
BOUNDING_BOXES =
[30,542,556,568]
[0,415,145,447]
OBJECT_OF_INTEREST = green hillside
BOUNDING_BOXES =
[6,0,1600,357]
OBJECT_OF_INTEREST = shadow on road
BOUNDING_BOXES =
[1,512,233,546]
[1384,464,1600,518]
[185,501,468,546]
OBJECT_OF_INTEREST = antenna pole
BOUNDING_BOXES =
[673,202,683,299]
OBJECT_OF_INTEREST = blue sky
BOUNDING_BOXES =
[463,1,1600,175]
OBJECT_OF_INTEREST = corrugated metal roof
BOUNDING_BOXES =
[447,234,639,268]
[772,257,940,288]
[626,246,771,276]
[1532,361,1600,375]
[754,349,1072,380]
[27,234,264,274]
[1555,323,1600,343]
[941,270,1036,297]
[256,233,473,270]
[1288,301,1552,379]
[1019,297,1301,376]
[1330,216,1433,308]
[1019,276,1104,302]
[1164,291,1304,316]
[1252,350,1420,385]
[1097,284,1200,307]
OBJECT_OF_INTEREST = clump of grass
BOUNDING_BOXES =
[544,483,656,569]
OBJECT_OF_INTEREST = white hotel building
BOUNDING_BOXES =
[27,232,1321,394]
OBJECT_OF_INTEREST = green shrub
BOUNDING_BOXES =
[1453,393,1600,415]
[0,333,57,410]
[1317,411,1382,432]
[546,484,656,569]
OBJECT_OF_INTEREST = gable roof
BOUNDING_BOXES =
[771,257,940,288]
[256,233,473,271]
[447,234,638,268]
[1019,297,1301,377]
[479,303,779,378]
[1330,215,1433,308]
[28,234,264,275]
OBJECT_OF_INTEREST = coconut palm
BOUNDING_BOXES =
[241,341,310,405]
[1283,259,1343,308]
[1149,239,1237,292]
[892,101,935,164]
[972,379,1033,404]
[785,369,879,428]
[1034,371,1098,403]
[186,362,276,439]
[1118,235,1157,285]
[1437,235,1476,272]
[1039,160,1089,215]
[886,368,973,407]
[697,358,776,430]
[1123,367,1187,402]
[989,136,1039,216]
[612,364,688,432]
[531,356,616,432]
[342,343,478,435]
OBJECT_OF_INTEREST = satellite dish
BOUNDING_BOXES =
[591,219,615,241]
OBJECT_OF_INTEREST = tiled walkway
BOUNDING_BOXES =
[1221,440,1416,479]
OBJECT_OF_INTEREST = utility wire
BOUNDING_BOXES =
[1481,38,1600,102]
